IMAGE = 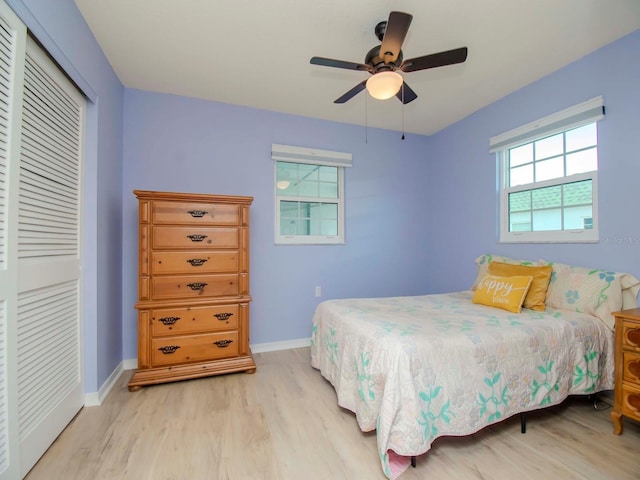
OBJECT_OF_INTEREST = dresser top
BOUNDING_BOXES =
[134,190,253,205]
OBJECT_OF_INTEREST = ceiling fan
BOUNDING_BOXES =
[310,11,468,104]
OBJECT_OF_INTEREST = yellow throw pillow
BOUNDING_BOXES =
[472,274,533,313]
[471,254,536,290]
[488,261,553,311]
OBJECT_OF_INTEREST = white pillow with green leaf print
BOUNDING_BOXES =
[538,260,640,329]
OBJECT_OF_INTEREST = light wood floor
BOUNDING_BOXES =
[26,348,640,480]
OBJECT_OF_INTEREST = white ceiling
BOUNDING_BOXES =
[74,0,640,136]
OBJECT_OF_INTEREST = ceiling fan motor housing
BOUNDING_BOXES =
[365,45,403,72]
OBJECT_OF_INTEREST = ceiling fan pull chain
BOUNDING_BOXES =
[401,84,405,140]
[365,91,368,144]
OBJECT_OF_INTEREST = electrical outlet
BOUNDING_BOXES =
[315,286,322,297]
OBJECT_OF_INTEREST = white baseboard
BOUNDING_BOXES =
[250,337,311,353]
[83,359,127,407]
[123,358,138,370]
[82,338,311,404]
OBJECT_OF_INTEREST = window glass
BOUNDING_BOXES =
[535,133,563,160]
[566,123,597,151]
[275,160,344,244]
[535,156,564,182]
[509,143,533,167]
[502,120,597,242]
[510,164,533,187]
[566,149,597,175]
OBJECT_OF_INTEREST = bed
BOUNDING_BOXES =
[310,255,640,479]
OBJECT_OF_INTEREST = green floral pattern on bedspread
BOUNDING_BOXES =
[309,291,615,479]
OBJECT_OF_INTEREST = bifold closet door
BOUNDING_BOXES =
[0,1,86,478]
[0,3,26,479]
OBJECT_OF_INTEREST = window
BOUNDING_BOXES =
[490,97,605,243]
[272,144,351,244]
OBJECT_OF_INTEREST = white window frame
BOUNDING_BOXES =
[272,144,351,245]
[490,96,604,243]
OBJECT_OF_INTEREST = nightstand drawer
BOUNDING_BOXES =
[612,308,640,434]
[152,201,239,225]
[620,382,640,420]
[623,351,640,385]
[151,304,239,336]
[621,321,640,351]
[151,331,239,366]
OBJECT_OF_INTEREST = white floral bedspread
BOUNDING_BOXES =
[310,291,614,479]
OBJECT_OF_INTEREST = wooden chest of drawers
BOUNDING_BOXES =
[128,190,255,391]
[611,308,640,434]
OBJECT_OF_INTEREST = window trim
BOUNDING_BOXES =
[492,97,604,244]
[272,144,351,245]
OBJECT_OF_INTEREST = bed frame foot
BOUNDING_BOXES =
[587,393,603,410]
[411,456,416,468]
[520,413,526,433]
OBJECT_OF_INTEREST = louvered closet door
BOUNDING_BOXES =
[0,4,85,477]
[15,36,84,477]
[0,2,25,479]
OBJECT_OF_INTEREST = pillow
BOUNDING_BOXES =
[488,261,552,311]
[471,253,537,290]
[472,274,533,313]
[538,260,640,329]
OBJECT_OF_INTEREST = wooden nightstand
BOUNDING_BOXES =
[611,308,640,434]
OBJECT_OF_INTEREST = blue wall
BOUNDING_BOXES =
[121,91,432,356]
[122,29,640,358]
[424,29,640,294]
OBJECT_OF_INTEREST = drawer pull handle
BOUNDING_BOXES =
[158,345,181,354]
[187,234,208,242]
[214,312,234,321]
[159,316,180,325]
[187,282,207,291]
[627,328,640,347]
[187,210,208,217]
[187,258,208,267]
[213,339,233,348]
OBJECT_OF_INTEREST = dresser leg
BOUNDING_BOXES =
[245,368,256,374]
[611,410,623,435]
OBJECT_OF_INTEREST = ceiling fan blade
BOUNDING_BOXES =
[334,80,367,104]
[400,47,468,73]
[396,82,417,104]
[380,11,413,65]
[310,56,372,72]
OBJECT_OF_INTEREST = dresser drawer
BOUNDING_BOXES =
[151,274,238,300]
[152,226,238,249]
[620,381,640,421]
[152,201,239,225]
[621,321,640,352]
[151,251,238,275]
[623,351,640,385]
[151,331,239,366]
[151,304,239,336]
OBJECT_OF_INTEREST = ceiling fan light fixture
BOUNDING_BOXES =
[366,71,403,100]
